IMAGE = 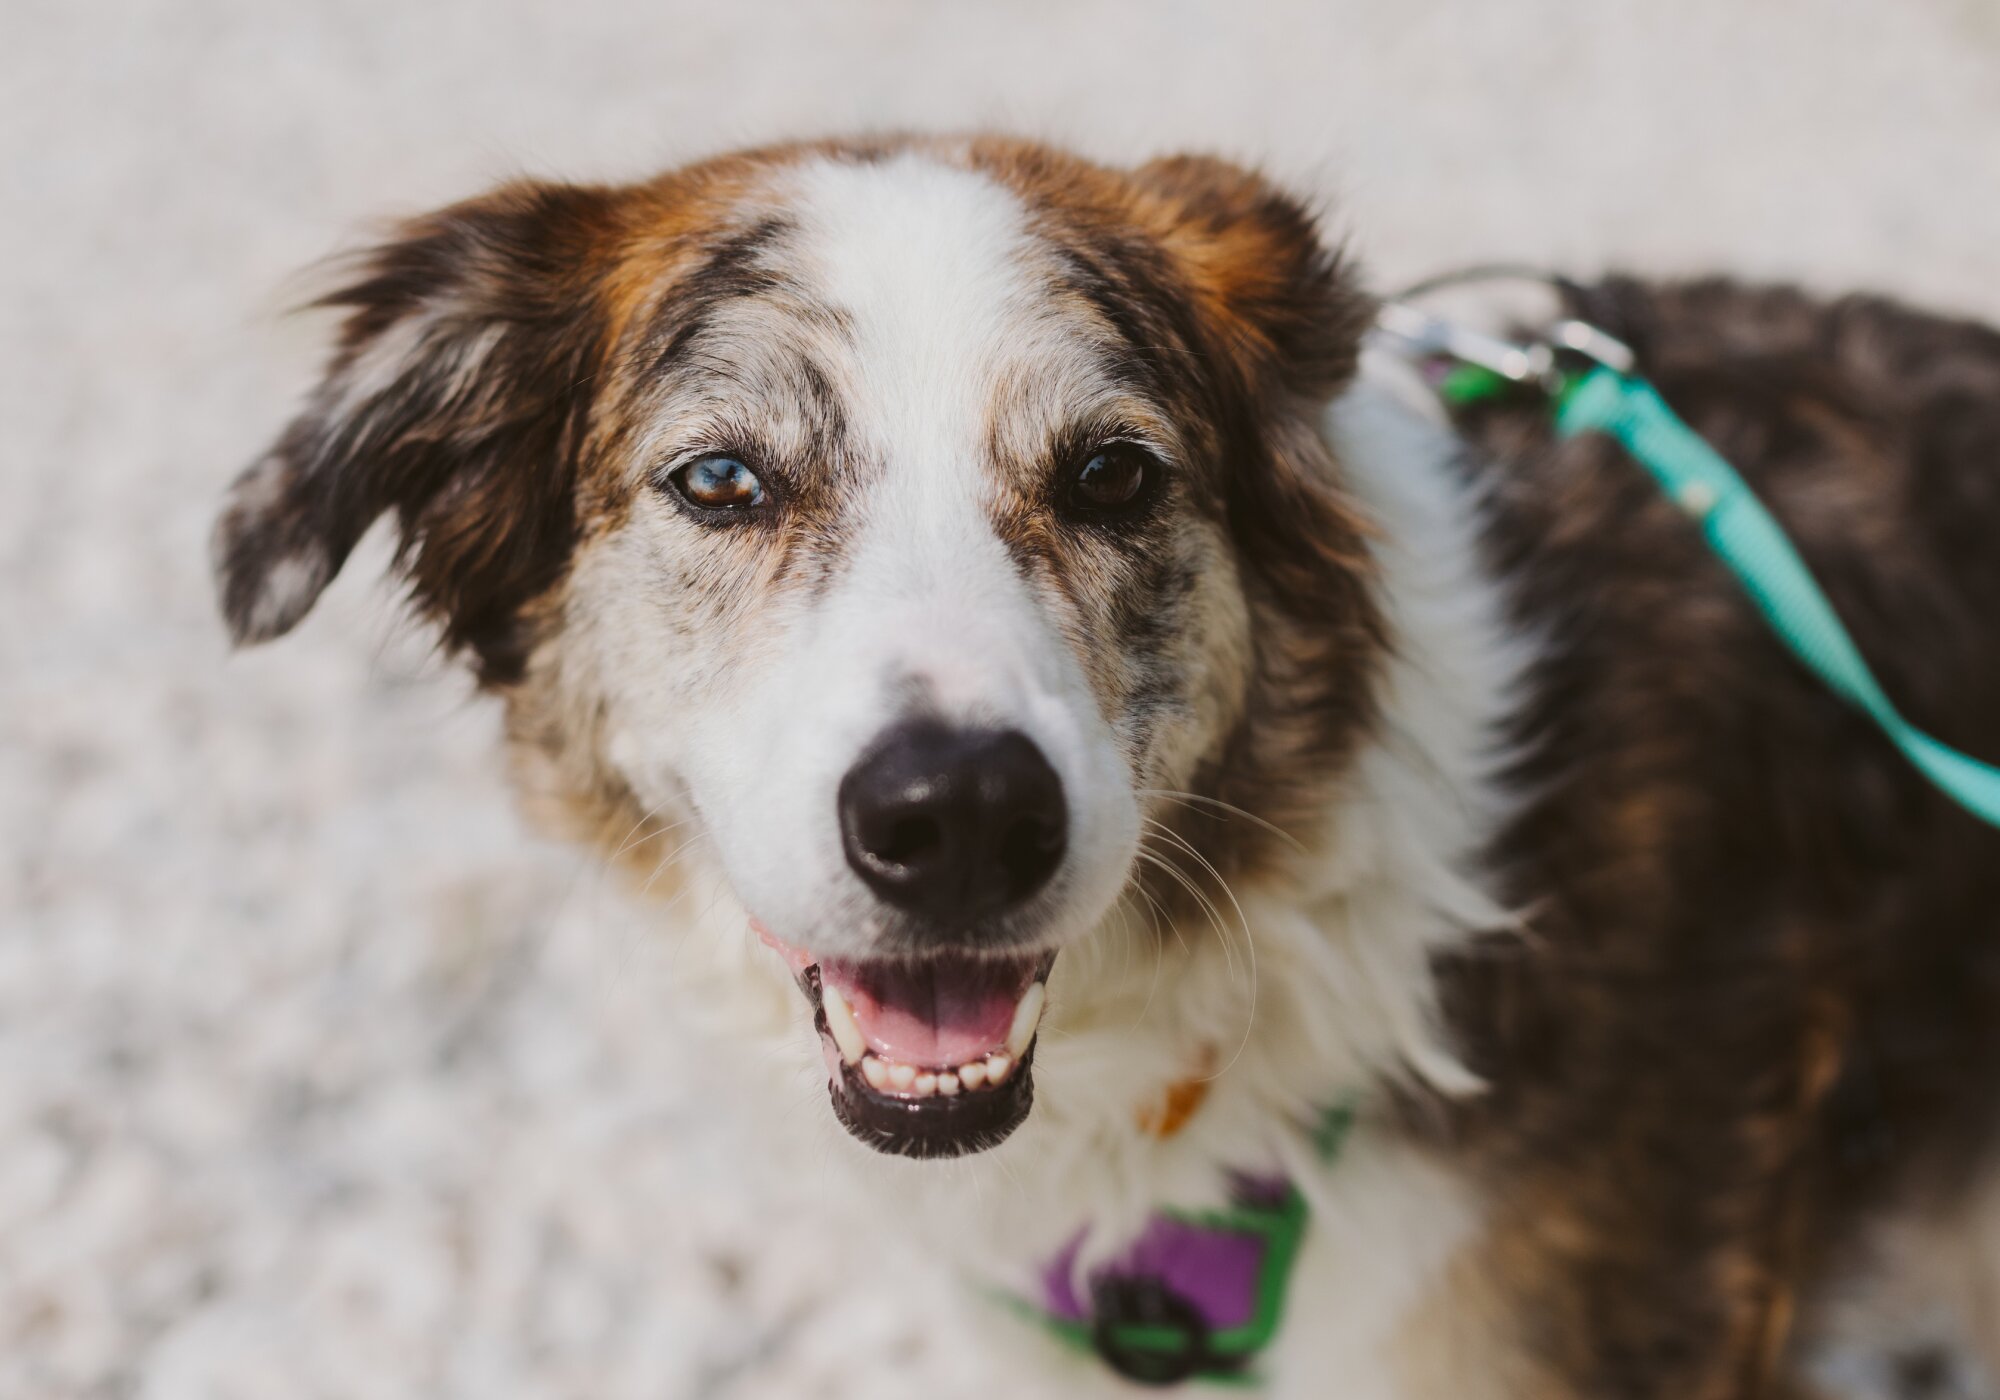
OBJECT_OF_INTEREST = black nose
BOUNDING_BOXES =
[838,722,1068,924]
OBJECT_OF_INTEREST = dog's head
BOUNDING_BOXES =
[215,137,1385,1158]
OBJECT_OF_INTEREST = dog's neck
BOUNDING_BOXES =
[670,359,1519,1284]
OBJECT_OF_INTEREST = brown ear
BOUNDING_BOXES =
[212,179,619,682]
[1125,153,1379,600]
[1129,154,1374,407]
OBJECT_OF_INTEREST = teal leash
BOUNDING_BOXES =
[1553,366,2000,829]
[1375,291,2000,829]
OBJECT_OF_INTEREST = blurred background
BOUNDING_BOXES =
[4,2,1998,1396]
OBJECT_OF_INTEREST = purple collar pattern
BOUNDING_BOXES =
[1013,1102,1356,1388]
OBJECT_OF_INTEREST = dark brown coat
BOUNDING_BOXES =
[1437,278,2000,1398]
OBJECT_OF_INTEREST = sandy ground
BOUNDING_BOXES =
[5,2,1999,1396]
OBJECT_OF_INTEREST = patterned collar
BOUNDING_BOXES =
[1006,1102,1356,1388]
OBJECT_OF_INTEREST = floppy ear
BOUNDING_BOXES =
[1125,154,1380,617]
[1130,154,1374,408]
[213,179,619,682]
[1127,153,1380,600]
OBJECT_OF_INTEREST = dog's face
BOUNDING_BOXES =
[215,137,1384,1158]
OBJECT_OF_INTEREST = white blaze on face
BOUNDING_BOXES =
[611,152,1142,959]
[788,151,1059,717]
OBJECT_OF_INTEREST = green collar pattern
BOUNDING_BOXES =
[1001,1101,1356,1388]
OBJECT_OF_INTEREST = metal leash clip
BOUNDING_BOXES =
[1370,265,1638,401]
[1372,301,1637,397]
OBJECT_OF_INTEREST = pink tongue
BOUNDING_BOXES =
[819,953,1037,1068]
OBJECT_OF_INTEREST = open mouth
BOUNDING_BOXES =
[758,923,1052,1158]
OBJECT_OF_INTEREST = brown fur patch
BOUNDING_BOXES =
[1136,1044,1219,1140]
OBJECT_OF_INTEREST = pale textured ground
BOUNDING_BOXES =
[5,3,1999,1397]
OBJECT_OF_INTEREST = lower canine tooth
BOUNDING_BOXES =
[887,1062,917,1091]
[822,984,866,1064]
[913,1072,938,1097]
[1006,982,1046,1058]
[937,1072,960,1096]
[861,1056,888,1090]
[985,1052,1013,1084]
[958,1061,987,1090]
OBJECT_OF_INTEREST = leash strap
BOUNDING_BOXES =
[1557,366,2000,828]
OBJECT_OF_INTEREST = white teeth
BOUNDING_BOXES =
[822,983,866,1064]
[852,1052,1021,1097]
[847,1001,1040,1099]
[1006,982,1045,1058]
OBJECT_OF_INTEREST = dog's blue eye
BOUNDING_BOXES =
[671,455,767,511]
[1068,445,1153,514]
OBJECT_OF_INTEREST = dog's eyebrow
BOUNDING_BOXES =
[638,215,808,381]
[792,352,844,440]
[1044,240,1215,410]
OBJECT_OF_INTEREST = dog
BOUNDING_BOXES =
[212,135,2000,1397]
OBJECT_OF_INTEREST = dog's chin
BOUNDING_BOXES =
[756,923,1053,1159]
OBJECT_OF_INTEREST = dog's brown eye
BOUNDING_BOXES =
[671,455,767,512]
[1067,445,1153,515]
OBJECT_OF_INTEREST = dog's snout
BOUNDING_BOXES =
[838,722,1067,924]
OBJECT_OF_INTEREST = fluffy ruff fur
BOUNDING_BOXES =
[213,137,2000,1397]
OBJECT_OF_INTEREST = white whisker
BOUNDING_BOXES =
[1137,787,1306,854]
[1140,819,1261,1082]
